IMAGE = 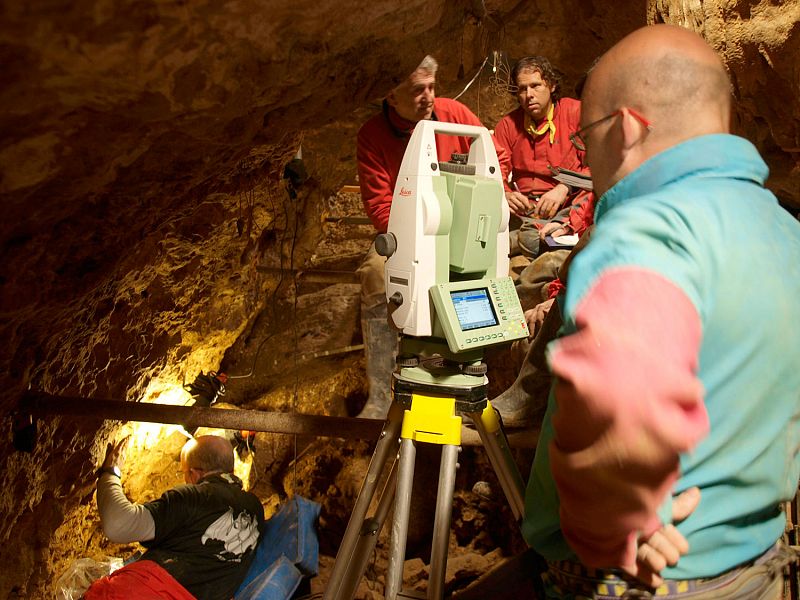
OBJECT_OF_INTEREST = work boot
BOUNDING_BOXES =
[489,301,563,429]
[356,302,398,420]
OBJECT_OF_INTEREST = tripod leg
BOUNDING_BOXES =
[385,437,416,600]
[337,459,399,599]
[466,405,525,521]
[428,444,460,599]
[324,401,404,600]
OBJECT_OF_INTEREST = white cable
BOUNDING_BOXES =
[452,55,490,101]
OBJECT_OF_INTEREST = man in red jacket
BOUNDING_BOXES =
[490,56,596,428]
[494,56,593,258]
[355,55,510,419]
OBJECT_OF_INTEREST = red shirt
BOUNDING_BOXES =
[494,98,589,195]
[566,189,596,236]
[357,97,511,233]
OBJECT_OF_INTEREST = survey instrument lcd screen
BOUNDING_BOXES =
[430,276,529,352]
[450,288,498,331]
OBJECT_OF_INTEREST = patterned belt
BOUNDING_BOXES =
[543,543,783,599]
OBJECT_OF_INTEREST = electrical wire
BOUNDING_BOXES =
[226,134,305,381]
[452,55,490,101]
[488,51,513,97]
[288,171,301,499]
[226,182,286,380]
[450,50,513,124]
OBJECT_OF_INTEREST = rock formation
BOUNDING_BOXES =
[0,0,797,597]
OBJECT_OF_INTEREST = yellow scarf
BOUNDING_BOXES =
[526,103,556,144]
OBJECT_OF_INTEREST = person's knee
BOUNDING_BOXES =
[516,230,541,258]
[518,251,568,284]
[357,245,387,308]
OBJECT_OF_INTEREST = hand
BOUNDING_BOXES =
[505,190,531,217]
[102,436,130,471]
[534,184,569,219]
[524,298,555,338]
[539,221,568,241]
[622,487,701,587]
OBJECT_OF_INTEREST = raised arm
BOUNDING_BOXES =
[96,440,156,543]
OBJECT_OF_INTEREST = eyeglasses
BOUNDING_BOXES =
[569,108,652,151]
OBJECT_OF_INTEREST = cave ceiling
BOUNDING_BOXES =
[0,0,798,597]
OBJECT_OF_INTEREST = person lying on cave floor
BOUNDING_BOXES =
[84,435,265,600]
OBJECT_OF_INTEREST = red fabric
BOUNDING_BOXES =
[547,278,565,299]
[357,97,511,233]
[565,189,596,236]
[547,268,708,569]
[494,98,589,196]
[83,560,196,600]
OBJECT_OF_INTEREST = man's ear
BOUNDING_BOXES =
[386,90,398,108]
[619,107,646,153]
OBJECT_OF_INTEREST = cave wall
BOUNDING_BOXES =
[650,0,800,206]
[0,0,798,597]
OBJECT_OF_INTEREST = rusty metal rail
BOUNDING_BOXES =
[21,391,383,440]
[19,391,539,447]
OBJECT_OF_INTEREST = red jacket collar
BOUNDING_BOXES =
[382,100,439,138]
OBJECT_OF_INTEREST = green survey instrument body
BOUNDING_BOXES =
[381,120,529,356]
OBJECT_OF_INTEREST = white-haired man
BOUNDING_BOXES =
[355,56,510,419]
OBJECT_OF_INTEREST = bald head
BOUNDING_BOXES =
[180,435,234,481]
[589,25,730,140]
[580,25,732,194]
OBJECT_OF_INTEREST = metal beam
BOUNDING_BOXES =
[21,391,383,440]
[19,391,539,447]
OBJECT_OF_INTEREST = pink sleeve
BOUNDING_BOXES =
[548,267,708,568]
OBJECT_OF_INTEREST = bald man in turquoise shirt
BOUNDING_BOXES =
[523,25,800,599]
